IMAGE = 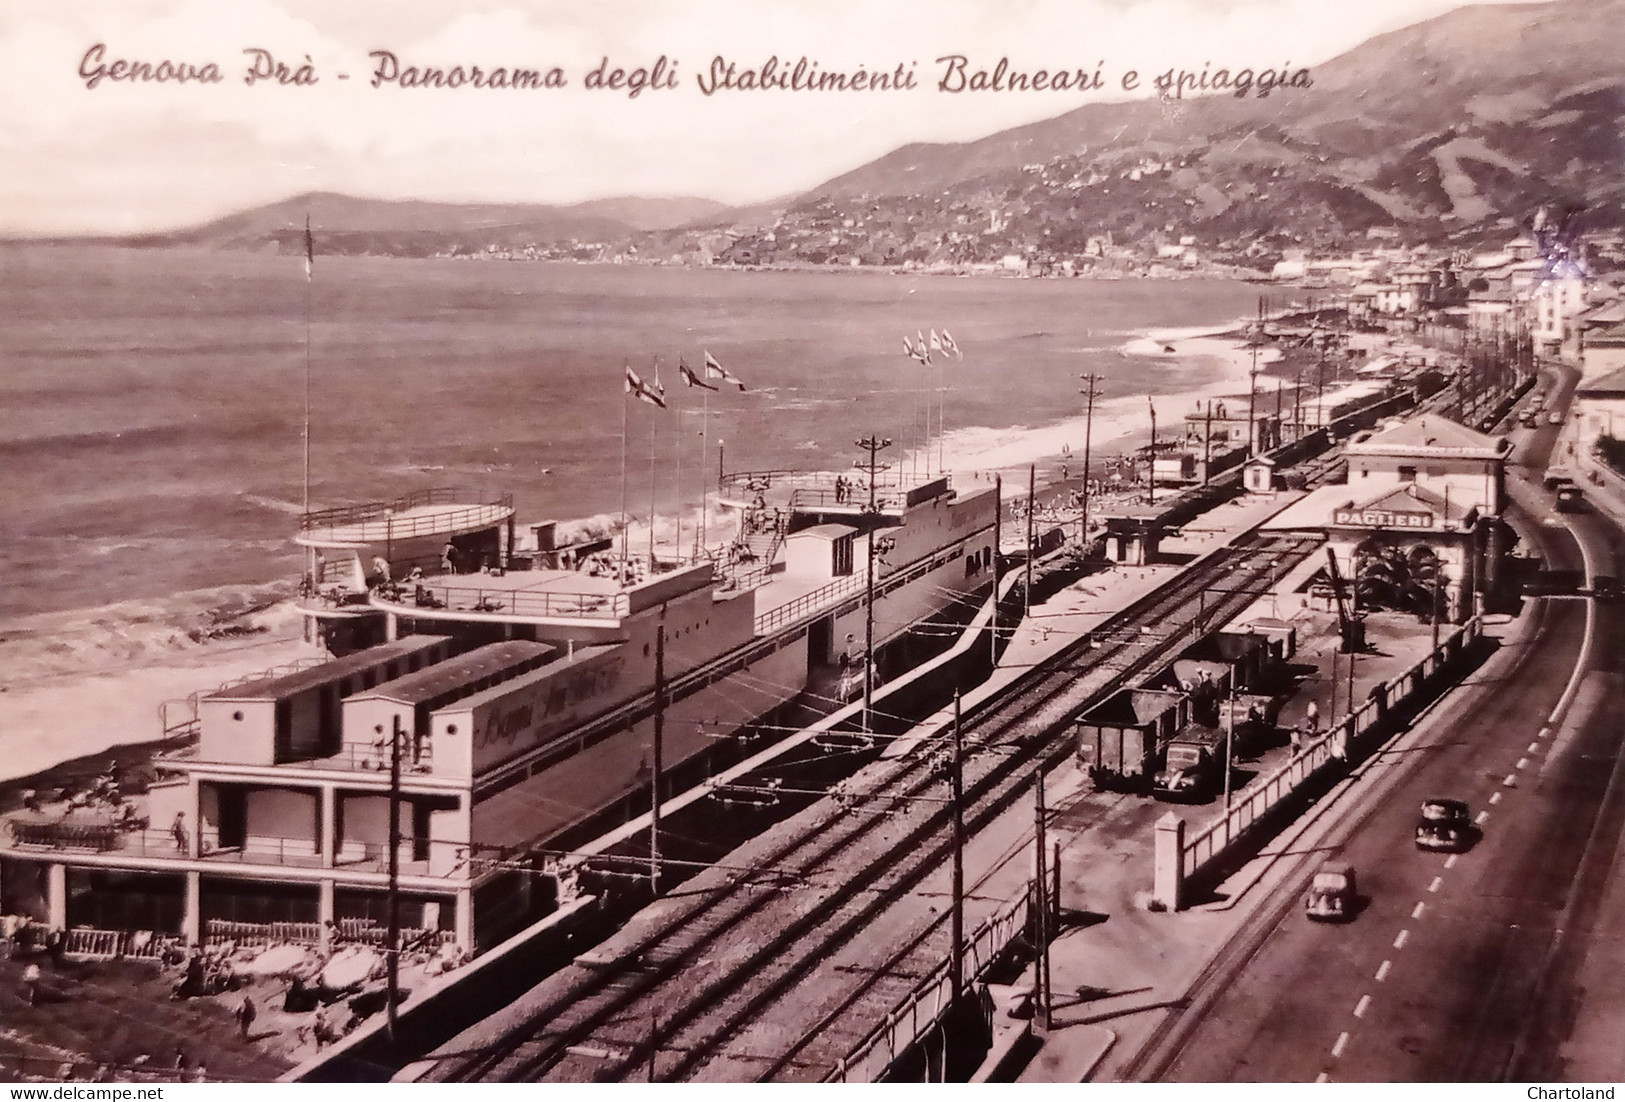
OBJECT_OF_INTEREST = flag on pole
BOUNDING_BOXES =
[704,351,747,390]
[940,329,962,359]
[679,358,718,390]
[904,334,930,366]
[303,215,314,281]
[625,364,667,408]
[915,331,933,365]
[929,330,944,355]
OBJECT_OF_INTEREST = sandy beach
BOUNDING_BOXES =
[0,583,316,786]
[0,315,1397,791]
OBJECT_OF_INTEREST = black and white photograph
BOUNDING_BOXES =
[1,0,1622,1086]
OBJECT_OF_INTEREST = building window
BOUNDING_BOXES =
[1398,466,1417,482]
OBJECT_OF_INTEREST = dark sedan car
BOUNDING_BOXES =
[1416,798,1472,852]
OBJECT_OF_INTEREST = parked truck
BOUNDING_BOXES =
[1153,723,1228,802]
[1074,688,1188,791]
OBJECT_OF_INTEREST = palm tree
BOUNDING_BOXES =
[1353,539,1446,620]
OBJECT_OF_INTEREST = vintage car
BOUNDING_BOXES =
[1415,797,1473,851]
[1305,861,1357,922]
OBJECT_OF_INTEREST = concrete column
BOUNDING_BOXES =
[455,887,475,952]
[46,863,67,929]
[182,871,201,946]
[188,775,202,859]
[320,786,336,869]
[318,879,335,951]
[384,612,399,642]
[1152,812,1185,913]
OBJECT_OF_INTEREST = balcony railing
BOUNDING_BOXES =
[4,820,183,858]
[300,489,514,543]
[272,740,438,775]
[372,581,630,620]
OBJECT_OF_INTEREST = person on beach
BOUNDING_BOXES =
[236,994,257,1040]
[171,812,189,854]
[1305,700,1320,732]
[441,542,458,575]
[22,962,40,1006]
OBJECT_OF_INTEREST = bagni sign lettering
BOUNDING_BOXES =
[1331,508,1436,530]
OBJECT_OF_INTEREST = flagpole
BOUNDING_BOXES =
[675,409,683,562]
[937,357,945,477]
[621,378,630,561]
[649,415,658,569]
[302,216,312,516]
[699,388,709,557]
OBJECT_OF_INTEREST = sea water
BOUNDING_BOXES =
[0,244,1266,617]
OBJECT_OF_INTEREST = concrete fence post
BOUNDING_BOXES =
[1332,718,1351,761]
[1153,811,1186,912]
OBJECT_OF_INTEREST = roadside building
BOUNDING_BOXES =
[1263,415,1515,622]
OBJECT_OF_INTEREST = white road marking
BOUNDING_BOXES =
[1428,877,1442,893]
[1517,758,1529,770]
[1331,1031,1349,1058]
[1412,901,1426,918]
[1490,792,1502,805]
[1538,727,1551,738]
[1444,854,1458,869]
[1394,929,1409,949]
[1375,960,1392,982]
[1316,1072,1330,1084]
[1354,995,1372,1019]
[1477,810,1491,823]
[1528,742,1540,754]
[1503,774,1518,787]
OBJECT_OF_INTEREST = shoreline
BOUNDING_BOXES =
[0,307,1351,786]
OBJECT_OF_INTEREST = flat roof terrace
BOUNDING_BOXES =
[370,559,731,623]
[297,488,514,548]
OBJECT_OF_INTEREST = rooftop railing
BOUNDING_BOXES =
[300,488,513,541]
[719,469,937,498]
[371,581,630,620]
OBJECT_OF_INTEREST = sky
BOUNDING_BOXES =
[0,0,1547,235]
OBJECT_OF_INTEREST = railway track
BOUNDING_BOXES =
[421,530,1319,1083]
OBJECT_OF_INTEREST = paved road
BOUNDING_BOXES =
[1161,372,1625,1082]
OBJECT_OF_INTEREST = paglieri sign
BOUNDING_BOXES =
[1331,508,1436,529]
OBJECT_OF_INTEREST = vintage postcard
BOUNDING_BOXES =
[1,0,1621,1087]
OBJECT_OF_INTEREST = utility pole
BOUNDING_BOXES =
[1025,464,1035,617]
[1033,768,1052,1031]
[1346,643,1357,714]
[855,436,893,733]
[1202,400,1214,486]
[386,714,402,1043]
[1316,347,1327,433]
[1432,572,1442,651]
[1223,688,1235,811]
[1247,297,1262,457]
[651,613,666,893]
[1079,373,1103,547]
[991,473,1002,665]
[1330,650,1338,722]
[950,692,965,1001]
[1294,371,1303,440]
[1147,400,1158,506]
